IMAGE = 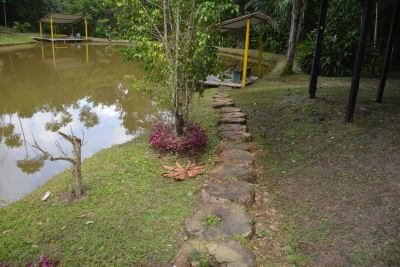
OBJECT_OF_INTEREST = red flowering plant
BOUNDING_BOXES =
[149,122,207,154]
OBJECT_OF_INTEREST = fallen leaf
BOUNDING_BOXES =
[162,161,205,181]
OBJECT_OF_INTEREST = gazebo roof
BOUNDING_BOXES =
[219,12,269,32]
[40,13,84,24]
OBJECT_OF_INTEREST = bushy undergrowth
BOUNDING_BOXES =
[149,122,208,154]
[297,31,358,77]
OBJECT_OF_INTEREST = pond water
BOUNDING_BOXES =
[0,44,168,203]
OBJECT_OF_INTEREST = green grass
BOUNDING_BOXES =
[0,89,220,265]
[0,26,37,45]
[203,215,222,227]
[230,74,400,266]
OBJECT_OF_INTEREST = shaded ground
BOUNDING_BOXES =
[230,75,400,266]
[0,90,220,265]
[0,26,38,45]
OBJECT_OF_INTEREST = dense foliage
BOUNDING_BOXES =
[149,122,208,154]
[117,0,237,134]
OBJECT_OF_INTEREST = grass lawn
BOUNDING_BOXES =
[0,90,219,265]
[230,75,400,266]
[0,26,37,45]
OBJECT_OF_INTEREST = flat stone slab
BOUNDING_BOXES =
[220,112,247,119]
[175,239,256,267]
[220,107,242,114]
[213,93,231,99]
[202,181,255,207]
[218,149,254,165]
[185,202,254,240]
[219,131,252,142]
[208,163,256,183]
[218,124,247,133]
[219,117,246,125]
[217,142,255,153]
[212,101,234,109]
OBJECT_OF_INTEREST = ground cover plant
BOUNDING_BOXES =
[229,75,400,266]
[149,122,208,154]
[0,89,220,266]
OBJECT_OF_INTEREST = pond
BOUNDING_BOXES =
[0,43,168,203]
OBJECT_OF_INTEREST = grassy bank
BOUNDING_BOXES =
[0,27,37,46]
[0,89,219,265]
[230,75,400,266]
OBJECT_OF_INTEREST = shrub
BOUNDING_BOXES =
[297,31,358,77]
[13,21,31,33]
[149,122,207,154]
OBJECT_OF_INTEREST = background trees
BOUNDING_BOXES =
[2,0,399,76]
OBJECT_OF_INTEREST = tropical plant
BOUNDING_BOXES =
[297,31,358,76]
[12,21,31,32]
[116,0,238,134]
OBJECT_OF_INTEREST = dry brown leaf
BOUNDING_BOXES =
[162,161,204,181]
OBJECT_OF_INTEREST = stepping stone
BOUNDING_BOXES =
[208,163,256,183]
[219,131,252,142]
[220,107,242,114]
[201,181,255,207]
[175,239,256,267]
[220,112,247,119]
[218,149,254,165]
[185,202,254,240]
[212,101,234,109]
[218,124,247,133]
[217,141,255,153]
[213,93,230,99]
[219,117,246,125]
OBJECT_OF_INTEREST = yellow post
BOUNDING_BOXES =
[84,17,88,41]
[41,45,45,61]
[39,21,43,38]
[50,15,54,43]
[85,42,89,64]
[241,18,251,88]
[51,42,56,67]
[258,30,265,77]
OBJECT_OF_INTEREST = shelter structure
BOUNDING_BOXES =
[218,12,269,88]
[35,13,88,43]
[309,0,399,122]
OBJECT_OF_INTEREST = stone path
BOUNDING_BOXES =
[174,89,258,267]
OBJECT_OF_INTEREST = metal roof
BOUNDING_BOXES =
[40,13,84,24]
[219,12,270,32]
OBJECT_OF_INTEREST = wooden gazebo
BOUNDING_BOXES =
[219,12,269,88]
[36,13,88,43]
[309,0,399,122]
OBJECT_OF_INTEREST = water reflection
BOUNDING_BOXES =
[0,44,168,202]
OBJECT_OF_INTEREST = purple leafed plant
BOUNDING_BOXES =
[149,122,207,154]
[26,255,59,267]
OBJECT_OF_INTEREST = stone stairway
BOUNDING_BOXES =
[174,89,257,267]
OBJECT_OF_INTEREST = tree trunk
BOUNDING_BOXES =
[285,0,303,74]
[371,2,378,75]
[72,137,82,196]
[175,106,184,136]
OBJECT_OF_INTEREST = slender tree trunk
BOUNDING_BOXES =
[285,0,303,74]
[3,1,7,28]
[371,2,378,75]
[174,0,184,135]
[72,136,82,196]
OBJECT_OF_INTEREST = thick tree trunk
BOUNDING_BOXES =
[285,0,303,74]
